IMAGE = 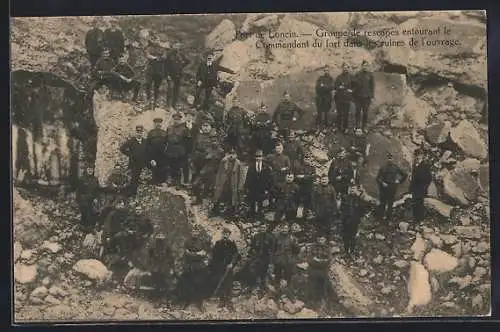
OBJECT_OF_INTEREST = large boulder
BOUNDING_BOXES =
[450,120,488,160]
[205,19,236,51]
[13,188,51,248]
[391,88,434,129]
[14,263,38,284]
[72,259,112,282]
[240,14,282,34]
[442,168,481,206]
[423,248,459,274]
[290,12,351,30]
[360,132,413,199]
[407,261,432,313]
[424,198,455,219]
[372,72,406,110]
[218,35,264,81]
[425,121,452,145]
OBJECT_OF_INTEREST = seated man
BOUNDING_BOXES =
[92,55,141,102]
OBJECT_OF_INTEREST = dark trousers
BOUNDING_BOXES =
[178,268,208,306]
[79,202,96,231]
[195,84,213,111]
[128,167,142,195]
[151,162,167,185]
[249,259,270,289]
[316,214,334,240]
[167,75,182,108]
[274,262,294,284]
[248,197,264,217]
[274,204,297,226]
[412,193,426,222]
[145,72,163,108]
[376,184,397,222]
[335,98,351,131]
[182,156,191,184]
[355,97,371,130]
[168,156,183,185]
[342,217,361,255]
[316,97,332,128]
[88,52,101,68]
[308,271,334,306]
[212,268,233,304]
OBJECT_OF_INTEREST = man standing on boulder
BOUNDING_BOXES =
[165,111,188,188]
[272,91,304,138]
[409,149,433,223]
[144,33,168,109]
[165,42,190,108]
[315,66,334,131]
[353,60,374,133]
[120,125,148,196]
[311,174,337,241]
[146,118,168,186]
[334,62,355,134]
[375,152,408,225]
[341,184,367,259]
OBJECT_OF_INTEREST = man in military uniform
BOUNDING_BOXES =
[210,228,240,310]
[178,225,212,311]
[292,151,316,220]
[92,49,117,81]
[245,149,272,219]
[315,67,334,130]
[120,125,149,196]
[274,172,299,228]
[166,111,188,187]
[273,224,300,288]
[311,175,337,240]
[328,148,352,202]
[165,42,189,108]
[182,109,197,186]
[146,233,175,295]
[265,141,291,207]
[307,235,335,312]
[225,101,247,155]
[102,22,125,64]
[283,130,304,167]
[144,34,167,109]
[349,128,371,167]
[93,55,141,102]
[272,91,305,138]
[251,103,275,155]
[99,198,131,266]
[334,62,355,134]
[246,223,276,296]
[341,184,367,258]
[409,149,433,223]
[195,53,236,111]
[353,60,374,133]
[375,152,408,224]
[145,118,168,185]
[85,22,104,69]
[76,164,100,232]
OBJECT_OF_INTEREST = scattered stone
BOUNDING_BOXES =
[425,121,451,145]
[394,260,409,269]
[281,298,305,315]
[462,242,472,255]
[450,120,487,159]
[14,263,37,284]
[293,307,319,319]
[478,283,491,294]
[31,286,48,299]
[449,275,473,290]
[375,234,386,241]
[407,261,432,313]
[123,268,150,290]
[423,248,459,274]
[472,241,489,254]
[381,286,393,295]
[373,255,384,264]
[359,269,368,277]
[441,301,459,309]
[454,226,482,239]
[424,233,444,248]
[102,306,116,316]
[440,234,458,246]
[72,259,112,283]
[14,241,22,263]
[468,257,477,269]
[30,297,45,305]
[44,294,62,305]
[455,158,481,173]
[460,215,472,226]
[43,304,74,319]
[366,233,374,240]
[41,241,62,254]
[399,222,409,233]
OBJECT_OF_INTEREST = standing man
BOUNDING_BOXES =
[375,152,408,224]
[146,233,175,295]
[334,62,355,134]
[283,130,304,167]
[308,235,335,313]
[76,163,100,232]
[120,125,149,196]
[273,171,299,228]
[195,53,236,111]
[146,118,168,186]
[165,111,188,187]
[341,184,367,259]
[409,150,433,223]
[182,109,197,186]
[349,128,371,167]
[272,91,305,138]
[251,103,275,155]
[102,22,125,64]
[328,148,352,201]
[315,67,334,131]
[311,174,337,241]
[273,224,300,289]
[85,22,104,69]
[210,228,240,310]
[266,141,291,207]
[247,223,276,297]
[292,151,316,220]
[245,149,272,219]
[144,34,167,109]
[165,42,189,108]
[353,60,374,133]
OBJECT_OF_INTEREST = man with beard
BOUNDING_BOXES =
[251,103,275,155]
[245,149,272,219]
[144,34,167,109]
[334,62,355,134]
[120,125,149,196]
[273,172,299,229]
[146,233,175,296]
[311,174,337,241]
[210,228,240,310]
[272,91,304,138]
[409,149,433,223]
[246,223,276,297]
[340,184,367,259]
[353,60,374,133]
[315,66,334,131]
[273,224,300,289]
[166,111,188,188]
[102,22,125,64]
[375,152,408,224]
[146,118,168,186]
[266,141,291,208]
[165,42,189,108]
[76,164,100,232]
[178,225,212,311]
[194,53,236,111]
[211,146,245,218]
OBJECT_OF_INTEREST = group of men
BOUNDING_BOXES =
[76,23,436,313]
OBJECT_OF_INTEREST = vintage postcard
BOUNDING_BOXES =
[11,10,489,322]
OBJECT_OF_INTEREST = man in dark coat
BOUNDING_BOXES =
[246,223,276,296]
[92,49,117,81]
[225,102,247,155]
[273,224,300,287]
[102,22,125,63]
[315,67,334,130]
[210,228,240,310]
[307,235,336,312]
[341,184,367,258]
[146,233,175,295]
[120,125,149,195]
[76,164,100,232]
[166,111,188,187]
[146,118,168,185]
[144,36,167,109]
[194,53,236,111]
[251,103,275,155]
[165,42,189,108]
[182,109,197,185]
[292,152,316,220]
[311,174,337,240]
[85,25,104,68]
[409,150,433,222]
[266,141,291,207]
[245,149,272,218]
[334,62,355,134]
[353,60,375,133]
[283,130,304,167]
[348,128,371,167]
[273,172,299,228]
[328,148,352,200]
[272,91,305,138]
[99,198,130,266]
[178,225,212,311]
[93,56,141,102]
[15,127,31,183]
[375,152,408,224]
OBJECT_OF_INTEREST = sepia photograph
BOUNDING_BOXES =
[11,10,490,322]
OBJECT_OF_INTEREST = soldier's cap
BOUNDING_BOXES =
[153,117,163,123]
[136,124,145,131]
[172,112,183,119]
[275,140,283,146]
[255,150,264,157]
